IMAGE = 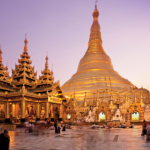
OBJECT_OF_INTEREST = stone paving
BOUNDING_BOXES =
[3,126,150,150]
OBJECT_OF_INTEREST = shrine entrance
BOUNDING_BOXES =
[127,102,144,122]
[99,112,105,122]
[67,114,71,120]
[25,104,36,118]
[132,111,139,122]
[96,102,111,122]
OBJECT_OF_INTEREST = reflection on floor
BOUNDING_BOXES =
[4,126,150,150]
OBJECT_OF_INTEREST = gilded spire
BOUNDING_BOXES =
[45,55,49,69]
[24,34,28,52]
[86,3,105,55]
[0,45,2,63]
[93,1,99,20]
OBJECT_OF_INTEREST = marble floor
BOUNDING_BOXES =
[3,125,150,150]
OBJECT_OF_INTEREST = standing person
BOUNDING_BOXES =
[57,122,61,134]
[54,121,57,133]
[47,119,50,128]
[0,129,10,150]
[146,123,150,141]
[142,120,148,136]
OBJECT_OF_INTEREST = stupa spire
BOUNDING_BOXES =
[0,45,2,63]
[24,34,28,52]
[45,55,49,69]
[86,3,105,56]
[93,1,99,20]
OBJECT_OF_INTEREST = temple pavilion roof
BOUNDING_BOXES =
[0,36,67,102]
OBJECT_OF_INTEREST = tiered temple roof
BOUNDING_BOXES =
[12,37,37,89]
[0,46,14,92]
[0,36,66,102]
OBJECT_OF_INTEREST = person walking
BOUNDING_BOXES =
[142,120,148,136]
[0,129,10,150]
[146,123,150,141]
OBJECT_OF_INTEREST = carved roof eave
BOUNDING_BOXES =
[18,58,32,64]
[20,53,30,59]
[14,67,35,74]
[37,80,54,85]
[0,77,12,83]
[12,79,36,86]
[0,85,14,92]
[41,69,52,74]
[17,62,32,69]
[33,87,53,93]
[0,90,48,99]
[33,82,59,93]
[47,89,58,97]
[12,73,36,80]
[39,76,54,81]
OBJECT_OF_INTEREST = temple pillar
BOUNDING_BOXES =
[97,114,99,122]
[21,98,26,122]
[45,102,49,120]
[12,104,16,118]
[5,101,10,123]
[140,112,144,122]
[107,114,110,121]
[59,104,63,121]
[50,104,54,121]
[36,103,40,121]
[127,113,130,122]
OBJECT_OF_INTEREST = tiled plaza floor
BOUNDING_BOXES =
[5,125,150,150]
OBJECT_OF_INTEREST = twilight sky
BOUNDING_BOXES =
[0,0,150,89]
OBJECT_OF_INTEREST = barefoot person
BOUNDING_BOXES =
[0,129,10,150]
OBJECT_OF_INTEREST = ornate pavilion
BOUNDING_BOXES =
[62,4,150,122]
[0,37,69,123]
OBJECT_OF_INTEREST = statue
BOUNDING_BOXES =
[40,107,45,119]
[85,107,97,122]
[29,106,34,117]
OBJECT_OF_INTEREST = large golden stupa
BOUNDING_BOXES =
[62,5,133,100]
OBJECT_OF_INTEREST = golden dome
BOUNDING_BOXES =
[62,5,133,100]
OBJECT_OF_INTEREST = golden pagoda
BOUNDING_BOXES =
[62,4,133,100]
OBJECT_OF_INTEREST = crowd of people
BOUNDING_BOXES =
[91,123,134,129]
[1,119,150,150]
[23,119,72,134]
